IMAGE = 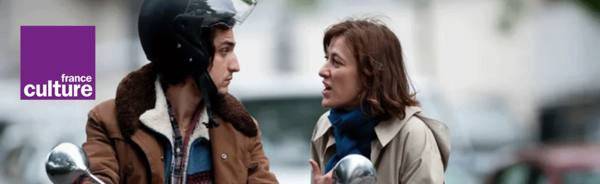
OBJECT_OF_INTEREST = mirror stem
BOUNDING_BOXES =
[86,170,106,184]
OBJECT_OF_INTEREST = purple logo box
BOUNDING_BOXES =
[21,26,95,100]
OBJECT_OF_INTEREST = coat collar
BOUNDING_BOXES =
[138,79,211,146]
[374,106,422,147]
[312,106,423,147]
[138,78,173,143]
[115,63,258,138]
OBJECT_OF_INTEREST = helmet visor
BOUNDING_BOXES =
[184,0,257,26]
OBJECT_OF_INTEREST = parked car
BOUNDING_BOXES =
[486,92,600,184]
[487,144,600,184]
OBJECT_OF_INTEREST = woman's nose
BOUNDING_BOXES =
[319,64,329,78]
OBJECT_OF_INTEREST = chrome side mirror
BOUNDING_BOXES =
[45,142,105,184]
[332,154,377,184]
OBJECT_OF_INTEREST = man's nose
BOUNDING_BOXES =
[229,58,240,72]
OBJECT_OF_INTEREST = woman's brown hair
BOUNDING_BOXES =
[323,17,419,121]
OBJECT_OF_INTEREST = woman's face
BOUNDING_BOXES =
[319,35,362,111]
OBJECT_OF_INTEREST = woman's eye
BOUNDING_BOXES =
[332,59,341,66]
[325,55,341,67]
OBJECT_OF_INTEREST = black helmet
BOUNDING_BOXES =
[138,0,257,128]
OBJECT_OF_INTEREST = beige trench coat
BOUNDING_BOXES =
[310,106,451,184]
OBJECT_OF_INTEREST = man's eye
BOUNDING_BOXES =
[221,49,229,55]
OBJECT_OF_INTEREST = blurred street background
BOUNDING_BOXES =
[1,0,600,183]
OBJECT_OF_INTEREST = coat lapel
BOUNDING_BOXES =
[371,106,422,167]
[312,111,337,170]
[138,79,174,145]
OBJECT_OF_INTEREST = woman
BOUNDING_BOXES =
[309,18,451,184]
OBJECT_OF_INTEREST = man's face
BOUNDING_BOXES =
[208,28,239,95]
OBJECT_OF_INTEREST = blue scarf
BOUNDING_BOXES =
[324,106,381,173]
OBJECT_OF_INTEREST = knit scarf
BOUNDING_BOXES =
[324,106,381,173]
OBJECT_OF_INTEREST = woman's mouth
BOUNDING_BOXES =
[323,82,332,91]
[322,82,332,97]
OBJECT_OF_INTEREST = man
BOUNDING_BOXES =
[80,0,278,183]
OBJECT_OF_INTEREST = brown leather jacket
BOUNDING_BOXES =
[82,64,278,184]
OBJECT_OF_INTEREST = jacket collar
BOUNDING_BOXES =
[138,79,211,145]
[374,106,422,147]
[138,79,173,143]
[312,106,422,147]
[115,63,258,138]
